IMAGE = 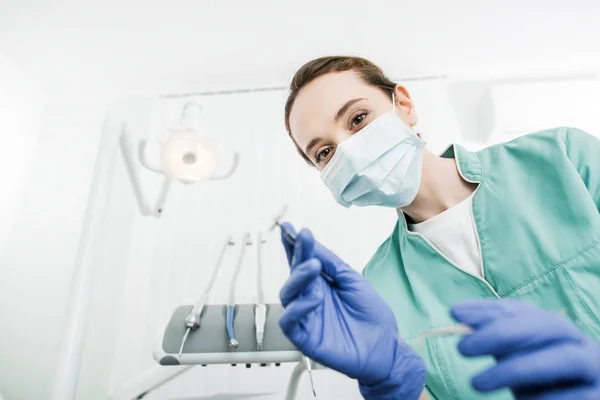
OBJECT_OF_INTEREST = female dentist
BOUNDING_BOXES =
[278,56,600,400]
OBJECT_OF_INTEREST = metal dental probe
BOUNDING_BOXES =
[179,236,235,356]
[269,206,317,397]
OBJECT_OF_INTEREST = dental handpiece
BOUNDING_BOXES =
[256,232,267,351]
[178,236,235,356]
[227,233,252,349]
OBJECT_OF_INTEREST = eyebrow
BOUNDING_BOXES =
[304,98,367,157]
[305,137,322,159]
[335,98,366,122]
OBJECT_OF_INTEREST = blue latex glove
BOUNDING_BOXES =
[278,223,426,399]
[452,299,600,399]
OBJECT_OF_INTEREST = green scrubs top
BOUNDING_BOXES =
[363,127,600,399]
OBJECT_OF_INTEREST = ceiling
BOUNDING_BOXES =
[1,0,600,98]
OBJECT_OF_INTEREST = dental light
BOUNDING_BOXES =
[120,101,239,217]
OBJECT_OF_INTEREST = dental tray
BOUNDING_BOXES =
[153,304,304,366]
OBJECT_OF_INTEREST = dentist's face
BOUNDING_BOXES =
[288,71,418,171]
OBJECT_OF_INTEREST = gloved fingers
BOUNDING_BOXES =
[471,341,596,393]
[280,224,359,288]
[451,299,516,328]
[286,229,358,288]
[458,313,583,358]
[279,258,322,307]
[515,383,600,400]
[279,222,297,265]
[514,384,570,400]
[291,228,315,267]
[314,241,361,288]
[302,275,324,299]
[452,299,562,329]
[279,290,324,348]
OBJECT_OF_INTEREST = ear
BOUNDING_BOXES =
[393,85,418,126]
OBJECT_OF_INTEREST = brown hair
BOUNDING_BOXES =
[284,56,397,165]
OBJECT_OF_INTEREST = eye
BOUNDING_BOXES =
[315,146,334,164]
[350,112,368,129]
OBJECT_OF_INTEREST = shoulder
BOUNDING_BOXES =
[559,127,599,154]
[492,126,569,148]
[362,223,400,279]
[478,127,591,159]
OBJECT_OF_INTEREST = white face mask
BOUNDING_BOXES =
[320,94,426,208]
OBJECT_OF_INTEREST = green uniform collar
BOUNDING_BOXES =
[440,144,483,184]
[397,144,483,228]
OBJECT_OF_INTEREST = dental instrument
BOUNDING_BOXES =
[179,236,235,356]
[269,206,317,397]
[269,205,293,242]
[227,233,252,348]
[411,323,473,348]
[255,232,267,351]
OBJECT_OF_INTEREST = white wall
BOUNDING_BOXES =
[0,49,109,399]
[487,79,600,143]
[0,52,46,400]
[0,101,107,400]
[0,52,45,250]
[2,0,600,98]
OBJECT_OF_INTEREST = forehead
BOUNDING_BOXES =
[288,70,386,143]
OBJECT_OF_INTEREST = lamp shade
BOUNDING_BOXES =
[161,131,219,183]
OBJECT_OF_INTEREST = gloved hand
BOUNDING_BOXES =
[278,223,426,399]
[452,299,600,400]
